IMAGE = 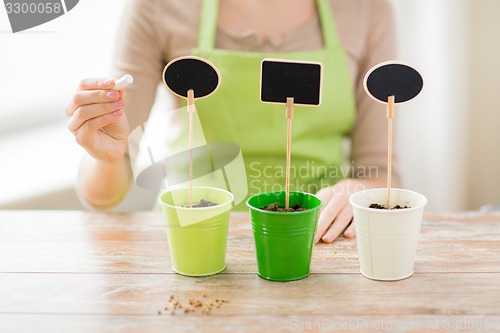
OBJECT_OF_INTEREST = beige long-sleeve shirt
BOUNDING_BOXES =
[114,0,400,184]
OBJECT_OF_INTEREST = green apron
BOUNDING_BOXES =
[189,0,356,210]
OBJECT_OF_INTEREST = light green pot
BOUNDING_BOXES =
[161,187,234,276]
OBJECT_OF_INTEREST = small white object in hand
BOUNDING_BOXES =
[113,74,134,90]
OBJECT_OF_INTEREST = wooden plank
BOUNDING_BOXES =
[0,211,165,242]
[0,211,499,332]
[0,273,499,317]
[1,211,499,241]
[1,314,499,333]
[1,239,499,274]
[0,212,499,274]
[425,212,500,222]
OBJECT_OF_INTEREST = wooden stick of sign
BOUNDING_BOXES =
[163,56,221,207]
[285,98,294,209]
[364,61,423,209]
[386,95,394,209]
[261,59,323,210]
[187,89,195,207]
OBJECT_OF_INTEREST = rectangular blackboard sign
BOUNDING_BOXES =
[260,59,323,106]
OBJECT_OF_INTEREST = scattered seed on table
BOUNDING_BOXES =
[158,294,229,315]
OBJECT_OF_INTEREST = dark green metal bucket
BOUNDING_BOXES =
[247,191,322,281]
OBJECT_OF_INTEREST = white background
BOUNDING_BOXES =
[0,0,125,208]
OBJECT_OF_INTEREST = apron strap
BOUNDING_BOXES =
[197,0,219,51]
[316,0,342,49]
[197,0,341,51]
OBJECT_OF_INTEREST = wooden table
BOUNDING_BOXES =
[1,211,499,332]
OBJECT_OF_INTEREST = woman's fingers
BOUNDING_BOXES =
[74,89,120,109]
[65,78,116,117]
[78,78,115,91]
[65,77,130,165]
[321,205,353,243]
[66,89,121,117]
[315,187,333,213]
[313,179,385,244]
[344,221,356,238]
[68,98,125,132]
[315,194,343,243]
[73,110,124,148]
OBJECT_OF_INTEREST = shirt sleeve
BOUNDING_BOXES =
[350,0,401,185]
[111,0,169,164]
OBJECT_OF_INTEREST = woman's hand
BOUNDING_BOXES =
[66,78,130,165]
[314,178,385,243]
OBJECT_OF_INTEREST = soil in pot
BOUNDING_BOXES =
[261,203,308,212]
[183,199,218,208]
[369,203,410,210]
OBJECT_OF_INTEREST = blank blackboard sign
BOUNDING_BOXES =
[260,59,322,106]
[364,61,423,104]
[163,56,220,99]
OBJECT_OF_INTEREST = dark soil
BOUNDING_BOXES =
[185,199,218,208]
[261,202,308,212]
[369,203,410,210]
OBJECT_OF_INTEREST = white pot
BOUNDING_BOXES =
[349,188,427,281]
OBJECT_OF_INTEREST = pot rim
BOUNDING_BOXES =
[349,188,427,214]
[246,190,322,215]
[160,186,234,211]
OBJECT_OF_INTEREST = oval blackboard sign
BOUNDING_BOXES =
[364,61,423,104]
[163,56,220,99]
